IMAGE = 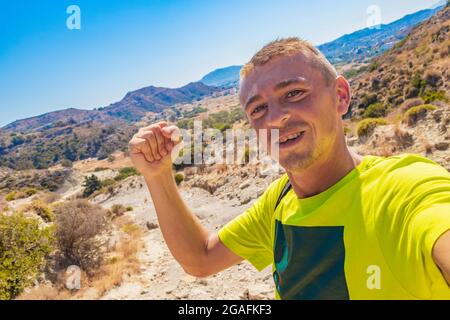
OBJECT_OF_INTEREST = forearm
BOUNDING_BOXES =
[144,170,210,271]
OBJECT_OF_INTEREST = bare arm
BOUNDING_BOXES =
[129,121,243,277]
[432,230,450,286]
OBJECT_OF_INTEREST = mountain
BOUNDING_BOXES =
[318,5,445,64]
[348,4,449,117]
[1,108,110,133]
[196,6,445,88]
[200,65,242,88]
[1,81,221,133]
[101,81,221,122]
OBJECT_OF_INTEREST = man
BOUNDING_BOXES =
[128,38,450,299]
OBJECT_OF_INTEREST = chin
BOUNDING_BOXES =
[279,149,318,172]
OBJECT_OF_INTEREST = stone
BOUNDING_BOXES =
[435,142,449,151]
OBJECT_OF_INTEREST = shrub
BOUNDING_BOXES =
[358,93,378,109]
[400,98,424,112]
[404,104,438,125]
[0,213,54,300]
[100,179,115,188]
[114,167,139,182]
[60,159,73,168]
[5,191,17,202]
[25,200,54,223]
[94,167,108,172]
[369,61,380,72]
[410,73,426,89]
[125,206,133,212]
[53,200,107,273]
[38,192,61,205]
[424,70,442,87]
[110,204,127,217]
[174,172,185,185]
[363,103,388,118]
[357,118,388,137]
[82,175,102,197]
[421,90,448,104]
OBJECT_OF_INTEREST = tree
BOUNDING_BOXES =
[82,175,102,197]
[0,213,54,299]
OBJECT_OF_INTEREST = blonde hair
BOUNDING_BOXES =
[240,37,337,86]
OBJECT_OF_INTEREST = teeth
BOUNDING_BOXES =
[280,132,302,143]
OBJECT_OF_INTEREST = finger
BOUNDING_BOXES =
[130,137,154,162]
[153,127,168,157]
[140,121,168,132]
[161,126,181,142]
[143,131,161,161]
[142,140,155,163]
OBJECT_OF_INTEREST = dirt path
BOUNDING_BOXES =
[97,180,274,300]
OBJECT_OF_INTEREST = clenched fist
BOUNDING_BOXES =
[128,121,182,177]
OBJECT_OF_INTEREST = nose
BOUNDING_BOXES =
[267,102,291,128]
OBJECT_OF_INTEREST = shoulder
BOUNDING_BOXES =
[368,153,450,187]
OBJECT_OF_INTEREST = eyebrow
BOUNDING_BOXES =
[244,94,263,111]
[274,77,309,91]
[244,77,310,110]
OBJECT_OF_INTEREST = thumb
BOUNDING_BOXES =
[161,125,181,142]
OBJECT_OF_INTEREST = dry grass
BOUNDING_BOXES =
[17,215,144,300]
[17,285,71,300]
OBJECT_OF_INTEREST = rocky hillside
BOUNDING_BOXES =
[319,5,445,65]
[348,4,450,118]
[100,82,221,122]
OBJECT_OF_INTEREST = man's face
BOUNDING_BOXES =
[239,53,344,172]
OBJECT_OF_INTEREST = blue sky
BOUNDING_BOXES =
[0,0,442,127]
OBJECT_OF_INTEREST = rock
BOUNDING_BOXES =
[239,181,251,189]
[435,142,449,151]
[240,196,252,205]
[146,222,159,230]
[346,136,359,147]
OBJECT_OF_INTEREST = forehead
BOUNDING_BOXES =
[239,53,317,103]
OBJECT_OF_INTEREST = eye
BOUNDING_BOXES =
[285,90,304,99]
[251,104,268,116]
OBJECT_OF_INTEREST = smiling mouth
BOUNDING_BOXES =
[278,131,306,147]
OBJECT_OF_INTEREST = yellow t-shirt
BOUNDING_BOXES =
[218,154,450,300]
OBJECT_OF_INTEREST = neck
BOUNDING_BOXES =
[287,143,363,199]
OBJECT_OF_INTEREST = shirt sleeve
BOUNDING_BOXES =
[376,156,450,298]
[218,175,288,271]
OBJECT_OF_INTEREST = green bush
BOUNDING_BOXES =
[421,91,448,104]
[82,175,102,197]
[110,204,127,217]
[101,179,116,188]
[5,191,17,202]
[0,213,54,300]
[174,172,185,185]
[114,167,139,182]
[4,188,37,202]
[25,200,54,223]
[369,61,380,72]
[404,104,438,125]
[410,74,426,96]
[363,103,388,118]
[177,118,194,130]
[357,118,388,137]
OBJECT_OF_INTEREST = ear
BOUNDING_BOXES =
[335,76,351,116]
